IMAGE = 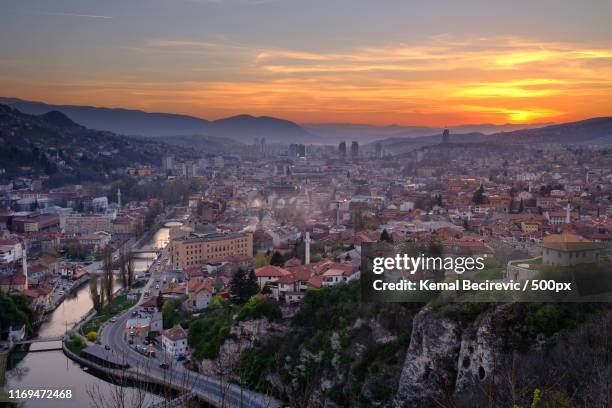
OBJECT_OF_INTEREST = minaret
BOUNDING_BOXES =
[565,203,571,224]
[22,245,28,291]
[305,232,311,265]
[117,187,122,208]
[442,128,450,144]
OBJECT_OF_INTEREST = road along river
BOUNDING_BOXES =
[4,225,173,408]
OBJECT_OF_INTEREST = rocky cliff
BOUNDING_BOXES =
[394,304,611,407]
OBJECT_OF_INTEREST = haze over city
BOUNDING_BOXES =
[1,0,612,126]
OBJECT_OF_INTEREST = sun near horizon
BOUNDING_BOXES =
[1,1,611,127]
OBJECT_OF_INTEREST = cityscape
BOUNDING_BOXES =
[1,1,611,408]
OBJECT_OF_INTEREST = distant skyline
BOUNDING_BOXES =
[1,0,611,126]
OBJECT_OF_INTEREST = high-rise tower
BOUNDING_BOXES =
[351,141,359,161]
[338,141,347,160]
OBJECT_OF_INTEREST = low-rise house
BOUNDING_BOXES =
[541,233,603,267]
[184,279,214,311]
[22,283,53,310]
[254,265,291,288]
[184,266,205,281]
[78,231,111,251]
[161,326,188,357]
[34,255,58,276]
[150,312,163,333]
[140,297,158,314]
[161,285,187,299]
[0,274,26,292]
[27,264,47,283]
[321,265,359,287]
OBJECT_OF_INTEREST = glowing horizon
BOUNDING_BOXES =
[1,1,611,127]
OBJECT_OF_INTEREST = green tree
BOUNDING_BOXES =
[0,290,36,333]
[230,268,260,304]
[380,229,393,242]
[253,252,270,268]
[162,297,187,329]
[472,184,485,204]
[269,251,284,266]
[156,291,165,310]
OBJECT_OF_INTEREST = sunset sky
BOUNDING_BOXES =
[1,0,611,126]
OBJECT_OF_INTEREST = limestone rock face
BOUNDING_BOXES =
[393,308,462,407]
[455,306,509,394]
[199,318,287,377]
[394,305,512,408]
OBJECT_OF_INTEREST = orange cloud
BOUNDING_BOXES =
[2,36,611,125]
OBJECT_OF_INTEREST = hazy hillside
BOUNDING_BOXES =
[0,97,316,143]
[488,117,612,145]
[304,122,550,144]
[366,117,612,155]
[0,104,195,185]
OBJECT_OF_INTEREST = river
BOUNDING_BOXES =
[5,224,175,408]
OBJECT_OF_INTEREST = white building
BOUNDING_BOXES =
[161,326,188,357]
[541,233,603,267]
[321,266,359,287]
[0,240,23,265]
[92,197,109,212]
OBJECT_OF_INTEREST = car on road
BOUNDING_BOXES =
[110,317,117,323]
[159,362,169,369]
[104,345,111,350]
[155,285,160,289]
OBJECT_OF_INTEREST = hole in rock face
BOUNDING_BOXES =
[423,366,431,379]
[462,357,470,369]
[478,366,486,380]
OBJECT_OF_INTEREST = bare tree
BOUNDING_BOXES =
[102,246,114,305]
[127,253,135,289]
[119,247,129,290]
[89,274,104,313]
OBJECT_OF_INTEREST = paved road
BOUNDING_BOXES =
[99,247,279,408]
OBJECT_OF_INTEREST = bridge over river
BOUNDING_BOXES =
[130,246,161,255]
[11,336,64,345]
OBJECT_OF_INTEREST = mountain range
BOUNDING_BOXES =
[365,117,612,155]
[302,122,551,144]
[0,104,199,185]
[0,97,313,144]
[0,97,554,144]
